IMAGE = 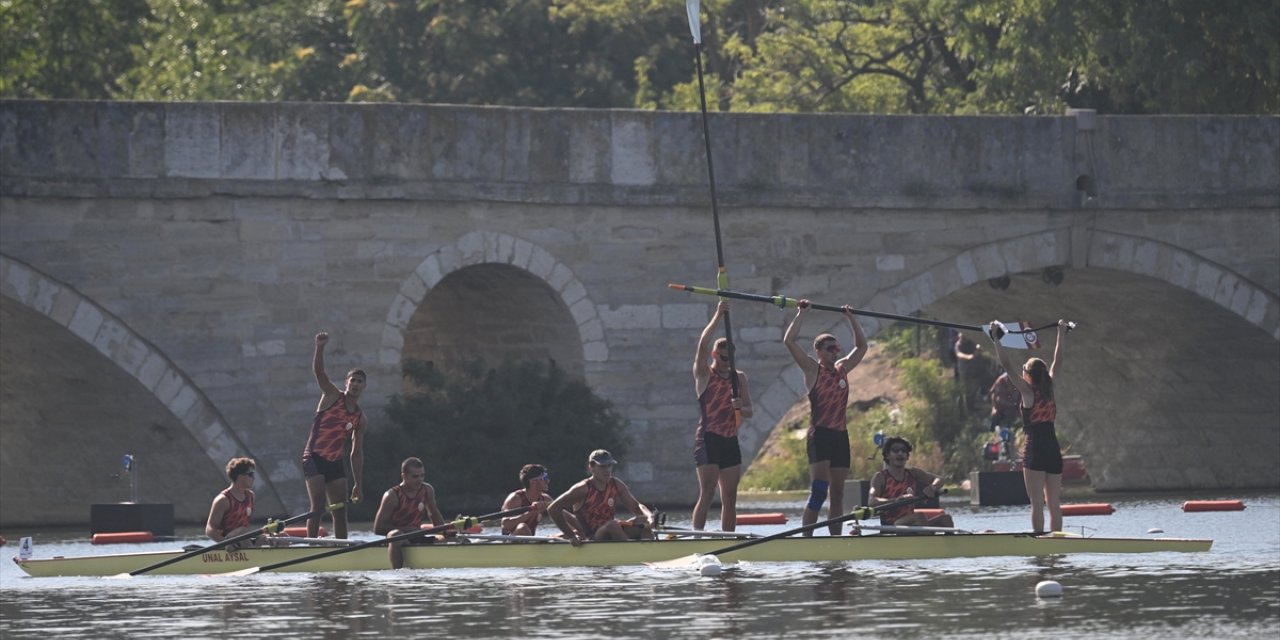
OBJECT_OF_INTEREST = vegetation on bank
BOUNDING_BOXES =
[348,358,628,520]
[3,1,1274,115]
[743,324,995,490]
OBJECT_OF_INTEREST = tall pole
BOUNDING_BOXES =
[686,0,741,418]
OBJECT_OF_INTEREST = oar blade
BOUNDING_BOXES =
[220,567,261,578]
[647,552,708,570]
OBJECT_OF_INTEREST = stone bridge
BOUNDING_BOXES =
[1,101,1276,526]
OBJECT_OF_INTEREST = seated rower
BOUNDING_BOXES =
[500,464,555,536]
[866,436,954,530]
[373,456,446,569]
[206,457,265,550]
[547,449,656,545]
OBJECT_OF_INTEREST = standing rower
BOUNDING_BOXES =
[783,300,868,536]
[301,331,368,539]
[692,300,753,532]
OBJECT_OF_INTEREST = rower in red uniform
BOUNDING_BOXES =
[547,450,656,545]
[866,436,953,529]
[205,457,262,549]
[500,464,555,536]
[373,457,445,569]
[302,331,368,539]
[692,301,753,532]
[783,300,868,535]
[989,319,1071,534]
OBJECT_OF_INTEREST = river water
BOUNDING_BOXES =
[1,493,1277,639]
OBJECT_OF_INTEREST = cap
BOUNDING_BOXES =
[588,449,618,466]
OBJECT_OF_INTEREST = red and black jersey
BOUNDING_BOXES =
[573,479,620,535]
[697,371,739,438]
[303,392,361,462]
[387,484,431,531]
[218,488,254,535]
[808,363,849,435]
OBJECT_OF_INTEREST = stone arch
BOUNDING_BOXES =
[0,253,285,510]
[379,231,607,370]
[744,228,1280,469]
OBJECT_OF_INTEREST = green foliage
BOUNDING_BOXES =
[0,0,150,98]
[352,358,629,518]
[741,419,809,491]
[6,1,1273,110]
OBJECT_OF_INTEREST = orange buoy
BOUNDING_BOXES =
[914,508,946,519]
[284,526,327,537]
[1182,500,1246,512]
[736,513,787,525]
[1061,503,1115,516]
[92,531,156,544]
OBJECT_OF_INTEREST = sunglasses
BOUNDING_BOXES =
[239,471,255,479]
[889,447,910,454]
[824,345,841,353]
[407,472,424,479]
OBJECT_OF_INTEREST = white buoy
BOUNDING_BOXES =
[1147,528,1164,534]
[1035,580,1063,598]
[698,555,723,577]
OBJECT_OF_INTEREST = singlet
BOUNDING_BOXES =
[807,363,849,435]
[1022,390,1057,426]
[697,371,739,438]
[303,392,362,462]
[573,478,620,534]
[218,488,254,535]
[387,484,431,531]
[503,489,547,534]
[878,470,917,525]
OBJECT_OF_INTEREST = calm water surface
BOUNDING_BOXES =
[2,493,1277,639]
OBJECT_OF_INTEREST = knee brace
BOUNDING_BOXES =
[807,480,830,511]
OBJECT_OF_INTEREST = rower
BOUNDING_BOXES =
[499,464,555,536]
[865,437,953,531]
[372,457,446,569]
[205,457,265,550]
[547,449,656,545]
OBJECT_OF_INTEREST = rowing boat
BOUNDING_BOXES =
[12,532,1211,577]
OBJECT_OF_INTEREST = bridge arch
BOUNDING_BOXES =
[745,229,1280,480]
[380,231,608,375]
[0,253,285,521]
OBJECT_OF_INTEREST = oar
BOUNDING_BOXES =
[648,493,937,569]
[669,283,1071,335]
[685,0,743,425]
[655,527,761,540]
[221,505,532,576]
[114,501,347,578]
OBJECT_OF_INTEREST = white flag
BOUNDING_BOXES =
[986,321,1042,350]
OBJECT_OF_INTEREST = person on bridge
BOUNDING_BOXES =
[301,331,368,539]
[783,300,868,536]
[205,457,264,549]
[547,449,656,544]
[499,463,555,536]
[988,319,1070,534]
[692,300,754,532]
[373,456,446,569]
[866,437,953,530]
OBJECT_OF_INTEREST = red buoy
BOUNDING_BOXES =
[92,531,156,544]
[1182,500,1246,512]
[0,535,6,546]
[736,513,787,525]
[284,526,326,537]
[1061,503,1115,516]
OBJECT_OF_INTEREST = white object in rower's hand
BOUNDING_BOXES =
[986,321,1042,350]
[18,536,33,561]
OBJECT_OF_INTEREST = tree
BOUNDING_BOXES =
[364,358,630,516]
[0,0,151,99]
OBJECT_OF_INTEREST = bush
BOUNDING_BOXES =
[351,358,629,519]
